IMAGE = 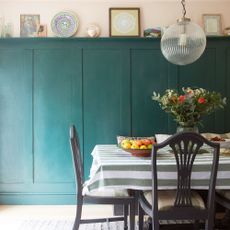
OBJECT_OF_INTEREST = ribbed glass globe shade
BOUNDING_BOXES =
[161,20,206,65]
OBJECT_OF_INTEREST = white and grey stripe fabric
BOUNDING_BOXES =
[84,145,230,194]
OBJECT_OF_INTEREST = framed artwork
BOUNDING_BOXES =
[203,14,222,36]
[20,14,40,37]
[109,8,140,37]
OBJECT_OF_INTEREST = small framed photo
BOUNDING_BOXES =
[20,14,40,37]
[109,8,140,37]
[37,24,47,37]
[203,14,222,36]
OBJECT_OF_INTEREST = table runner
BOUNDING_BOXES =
[84,145,230,193]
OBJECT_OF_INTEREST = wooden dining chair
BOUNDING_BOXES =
[138,131,220,230]
[216,191,230,210]
[69,125,136,230]
[215,190,230,227]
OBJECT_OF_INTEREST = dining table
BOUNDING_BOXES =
[82,144,230,228]
[83,144,230,194]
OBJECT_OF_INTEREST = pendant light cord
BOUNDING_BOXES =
[181,0,186,19]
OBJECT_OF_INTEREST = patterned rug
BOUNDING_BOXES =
[17,219,207,230]
[18,220,130,230]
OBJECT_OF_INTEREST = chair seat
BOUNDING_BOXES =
[216,190,230,200]
[83,185,129,197]
[144,190,205,210]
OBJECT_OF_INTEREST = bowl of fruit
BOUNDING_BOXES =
[117,136,156,157]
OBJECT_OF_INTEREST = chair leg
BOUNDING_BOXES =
[205,210,215,230]
[152,216,159,230]
[106,218,110,230]
[194,220,199,230]
[72,202,82,230]
[205,218,214,230]
[124,204,128,230]
[138,204,144,230]
[130,201,135,230]
[219,209,230,228]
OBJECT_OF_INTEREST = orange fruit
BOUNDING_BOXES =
[135,140,143,146]
[151,140,156,144]
[123,142,132,149]
[142,139,152,145]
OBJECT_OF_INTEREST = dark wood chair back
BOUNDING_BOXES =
[151,131,220,229]
[70,125,84,199]
[69,125,136,230]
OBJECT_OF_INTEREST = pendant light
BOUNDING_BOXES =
[161,0,206,65]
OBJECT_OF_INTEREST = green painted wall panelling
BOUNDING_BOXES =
[83,49,131,175]
[0,37,229,204]
[0,50,32,190]
[34,49,82,192]
[178,47,227,133]
[178,49,217,132]
[131,49,177,136]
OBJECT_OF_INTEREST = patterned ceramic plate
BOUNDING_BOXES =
[51,11,79,37]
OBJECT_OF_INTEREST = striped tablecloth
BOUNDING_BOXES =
[84,144,230,193]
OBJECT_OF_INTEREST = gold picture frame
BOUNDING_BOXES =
[203,14,222,36]
[20,14,40,37]
[109,8,140,37]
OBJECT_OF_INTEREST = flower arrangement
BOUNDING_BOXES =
[152,87,227,127]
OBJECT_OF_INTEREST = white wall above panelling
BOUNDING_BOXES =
[0,0,229,37]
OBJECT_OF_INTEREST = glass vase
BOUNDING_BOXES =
[176,124,199,133]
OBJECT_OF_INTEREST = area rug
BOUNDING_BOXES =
[18,220,133,230]
[17,219,212,230]
[17,219,196,230]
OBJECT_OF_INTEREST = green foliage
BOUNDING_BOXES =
[152,87,227,127]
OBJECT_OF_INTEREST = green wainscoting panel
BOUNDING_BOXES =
[0,49,32,185]
[0,38,229,204]
[131,49,177,136]
[34,49,82,188]
[83,49,131,177]
[178,48,227,133]
[178,49,216,132]
[178,49,216,89]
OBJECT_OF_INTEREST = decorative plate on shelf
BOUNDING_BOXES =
[51,11,79,37]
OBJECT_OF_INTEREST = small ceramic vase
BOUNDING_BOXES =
[86,24,100,38]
